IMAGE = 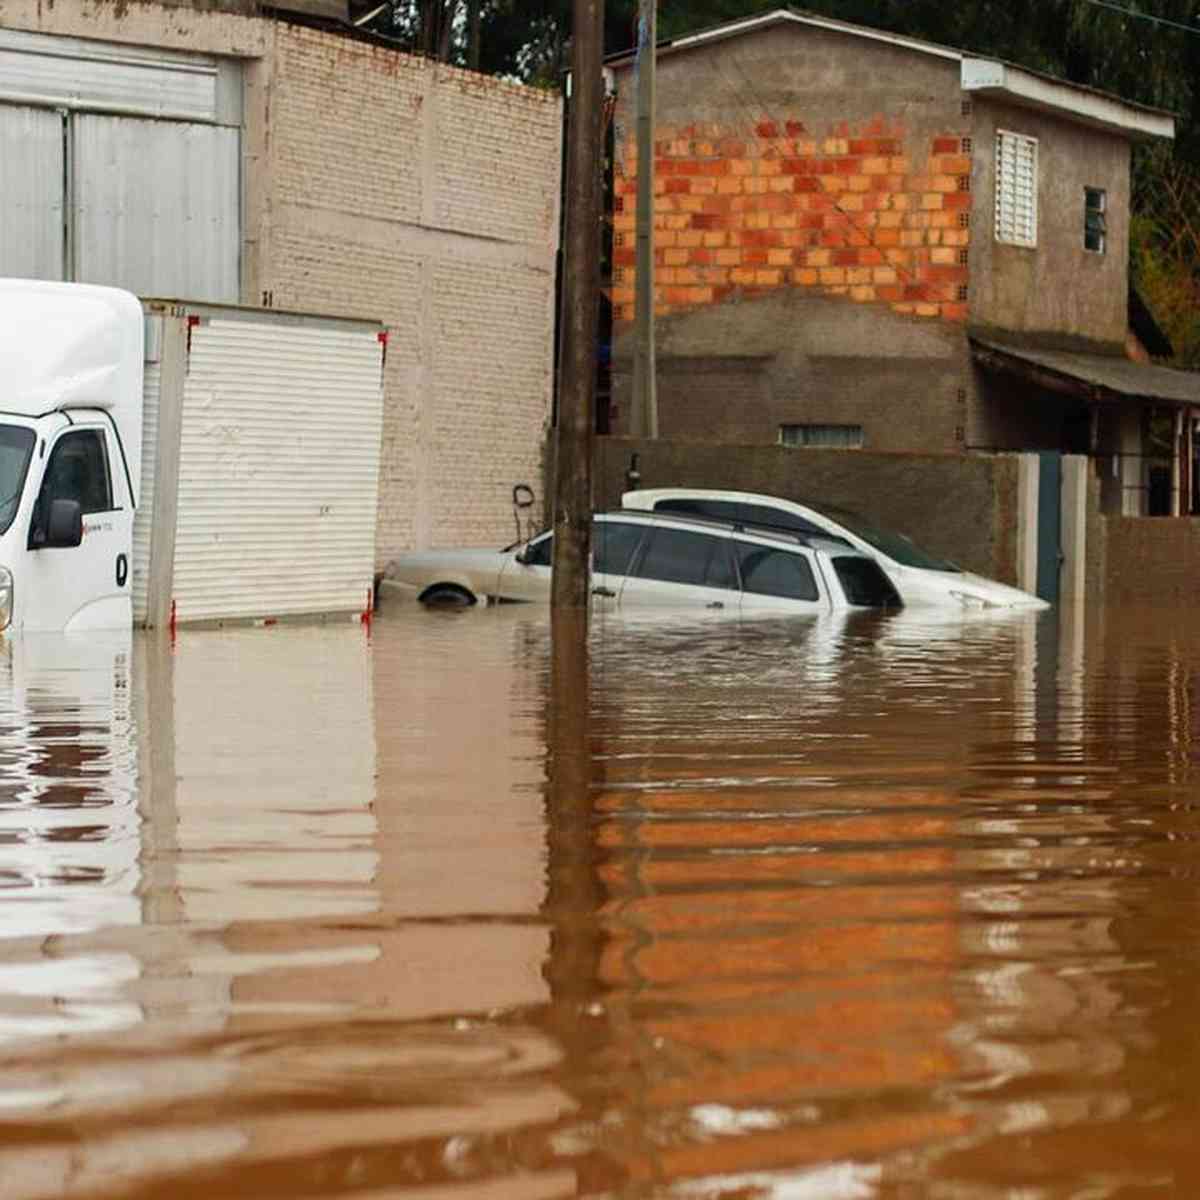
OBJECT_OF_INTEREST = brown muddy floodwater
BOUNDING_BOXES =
[1,600,1200,1199]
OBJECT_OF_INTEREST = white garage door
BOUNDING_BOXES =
[74,115,240,303]
[0,106,64,281]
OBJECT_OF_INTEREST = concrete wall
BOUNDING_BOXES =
[1101,517,1200,604]
[969,97,1129,348]
[595,437,1025,584]
[0,1,562,562]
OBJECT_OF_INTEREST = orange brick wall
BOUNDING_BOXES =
[612,119,972,324]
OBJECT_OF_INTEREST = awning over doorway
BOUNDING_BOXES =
[971,337,1200,406]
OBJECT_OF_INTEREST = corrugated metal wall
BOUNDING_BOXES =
[0,106,64,280]
[0,29,230,121]
[75,116,240,302]
[0,30,240,303]
[172,315,383,623]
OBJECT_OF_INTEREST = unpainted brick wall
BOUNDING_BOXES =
[265,25,562,559]
[612,116,972,325]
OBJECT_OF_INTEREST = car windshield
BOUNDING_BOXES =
[805,501,960,572]
[0,425,35,536]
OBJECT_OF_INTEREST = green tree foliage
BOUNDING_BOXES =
[1133,148,1200,365]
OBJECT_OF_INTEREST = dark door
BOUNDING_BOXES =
[1037,451,1062,605]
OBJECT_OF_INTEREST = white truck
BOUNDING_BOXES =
[0,279,385,634]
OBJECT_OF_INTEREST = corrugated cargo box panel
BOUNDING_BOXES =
[171,313,383,624]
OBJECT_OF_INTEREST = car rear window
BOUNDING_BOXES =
[632,527,737,589]
[734,542,819,601]
[832,556,903,607]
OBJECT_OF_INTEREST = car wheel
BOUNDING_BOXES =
[419,583,477,608]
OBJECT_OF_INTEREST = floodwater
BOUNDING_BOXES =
[2,599,1200,1198]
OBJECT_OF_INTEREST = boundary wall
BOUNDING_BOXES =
[594,438,1030,586]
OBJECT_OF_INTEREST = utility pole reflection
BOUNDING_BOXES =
[543,610,599,1019]
[541,611,625,1194]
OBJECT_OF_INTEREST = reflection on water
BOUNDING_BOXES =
[1,602,1200,1196]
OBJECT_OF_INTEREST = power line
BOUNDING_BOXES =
[1080,0,1200,36]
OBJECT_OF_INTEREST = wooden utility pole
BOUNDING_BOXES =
[630,0,658,439]
[551,0,605,610]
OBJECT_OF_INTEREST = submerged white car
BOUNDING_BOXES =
[385,510,902,614]
[621,488,1048,610]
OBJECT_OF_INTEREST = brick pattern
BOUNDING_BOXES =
[268,25,560,560]
[612,120,971,324]
[430,257,553,546]
[434,69,562,248]
[273,25,427,226]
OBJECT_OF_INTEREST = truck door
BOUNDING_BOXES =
[24,424,133,632]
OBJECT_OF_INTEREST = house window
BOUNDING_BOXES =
[1085,187,1107,253]
[779,424,864,449]
[994,130,1038,248]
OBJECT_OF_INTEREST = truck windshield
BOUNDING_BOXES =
[0,425,35,536]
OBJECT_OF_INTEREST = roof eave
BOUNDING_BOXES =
[605,7,961,70]
[961,58,1174,142]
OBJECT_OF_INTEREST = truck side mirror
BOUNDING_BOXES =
[45,499,83,549]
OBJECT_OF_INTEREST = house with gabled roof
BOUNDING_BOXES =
[606,7,1200,517]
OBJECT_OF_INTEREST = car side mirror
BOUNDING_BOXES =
[45,498,83,549]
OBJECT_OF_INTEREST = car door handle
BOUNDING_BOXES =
[707,601,725,610]
[592,586,615,598]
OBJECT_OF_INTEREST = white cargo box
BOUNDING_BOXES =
[134,301,385,628]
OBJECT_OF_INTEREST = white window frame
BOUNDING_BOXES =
[994,129,1038,249]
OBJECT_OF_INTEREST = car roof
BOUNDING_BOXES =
[601,507,866,557]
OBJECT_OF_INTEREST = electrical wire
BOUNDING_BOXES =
[1079,0,1200,36]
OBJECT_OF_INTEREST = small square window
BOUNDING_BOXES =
[779,423,864,449]
[995,129,1038,248]
[1085,187,1107,253]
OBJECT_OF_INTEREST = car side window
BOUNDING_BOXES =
[632,527,737,589]
[594,520,647,576]
[522,533,553,566]
[41,430,112,515]
[735,541,819,601]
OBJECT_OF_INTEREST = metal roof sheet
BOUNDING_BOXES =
[971,337,1200,406]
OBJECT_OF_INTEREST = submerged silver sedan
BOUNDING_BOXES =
[383,510,902,614]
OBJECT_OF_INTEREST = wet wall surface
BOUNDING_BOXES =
[0,599,1199,1197]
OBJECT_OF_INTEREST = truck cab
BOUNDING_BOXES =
[0,281,142,634]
